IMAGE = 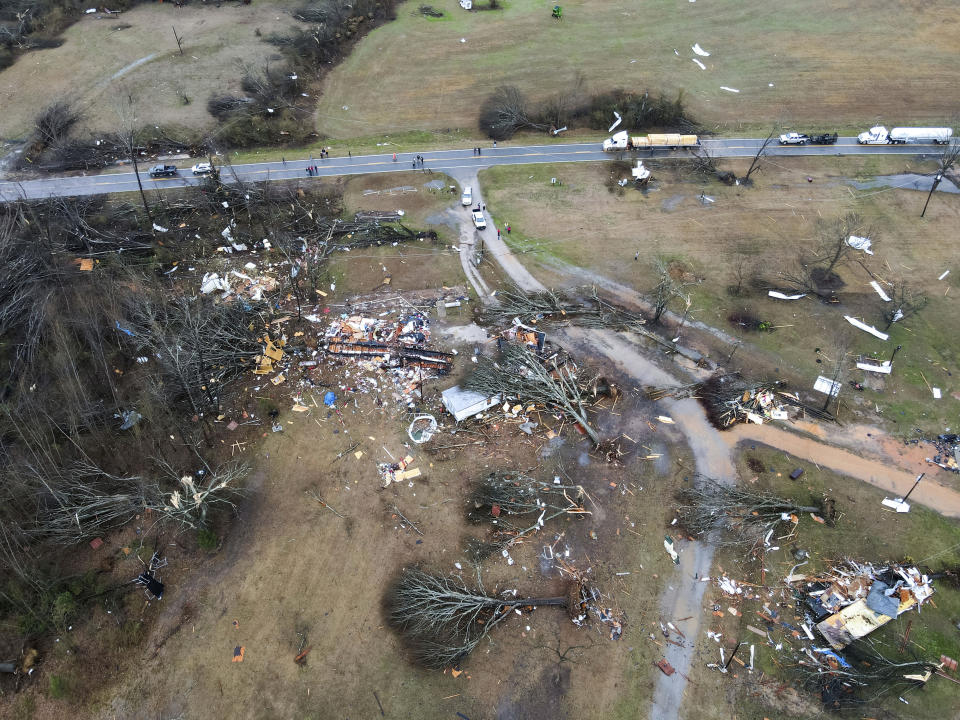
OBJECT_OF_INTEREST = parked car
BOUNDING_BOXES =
[148,164,178,178]
[472,211,486,230]
[191,162,213,175]
[778,133,810,145]
[461,185,472,206]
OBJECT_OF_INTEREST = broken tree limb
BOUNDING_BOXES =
[306,489,345,518]
[392,504,424,536]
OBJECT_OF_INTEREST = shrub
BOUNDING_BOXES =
[51,591,78,629]
[197,528,218,551]
[49,674,70,699]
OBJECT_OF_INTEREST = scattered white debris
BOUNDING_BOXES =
[85,7,97,13]
[674,49,680,56]
[656,415,675,424]
[692,43,710,57]
[844,315,889,341]
[692,58,706,70]
[460,37,467,43]
[882,497,911,513]
[608,111,622,133]
[720,86,740,93]
[152,223,168,233]
[938,269,950,280]
[932,387,942,399]
[813,375,842,397]
[768,291,807,300]
[870,281,891,302]
[857,361,892,375]
[847,235,873,254]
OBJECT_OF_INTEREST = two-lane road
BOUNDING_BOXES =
[0,137,945,201]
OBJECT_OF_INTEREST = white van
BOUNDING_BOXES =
[461,185,472,206]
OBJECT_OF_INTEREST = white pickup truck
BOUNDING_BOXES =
[857,126,953,145]
[778,133,810,145]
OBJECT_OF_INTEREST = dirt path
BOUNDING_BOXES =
[451,170,545,296]
[724,423,960,518]
[559,328,735,720]
[474,172,735,720]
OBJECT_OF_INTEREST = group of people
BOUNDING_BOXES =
[305,165,320,176]
[412,154,426,168]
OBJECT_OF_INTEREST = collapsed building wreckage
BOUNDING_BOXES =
[707,557,943,708]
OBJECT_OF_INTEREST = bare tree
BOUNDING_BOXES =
[125,294,268,418]
[465,343,601,444]
[385,568,573,669]
[478,85,550,140]
[114,89,153,226]
[921,136,960,217]
[675,475,823,550]
[820,333,850,413]
[741,130,775,183]
[882,281,927,330]
[727,243,758,296]
[817,212,867,276]
[648,258,694,325]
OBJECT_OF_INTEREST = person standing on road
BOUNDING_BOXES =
[493,141,497,148]
[393,153,397,162]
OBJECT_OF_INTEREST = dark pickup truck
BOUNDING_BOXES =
[808,133,838,145]
[148,164,178,178]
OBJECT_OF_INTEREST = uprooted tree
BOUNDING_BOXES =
[794,639,939,710]
[385,568,577,669]
[675,475,829,550]
[464,471,590,560]
[465,343,601,444]
[478,85,552,141]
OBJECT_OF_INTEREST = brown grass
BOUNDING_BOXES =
[0,3,299,139]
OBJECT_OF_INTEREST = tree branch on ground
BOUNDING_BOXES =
[675,475,825,551]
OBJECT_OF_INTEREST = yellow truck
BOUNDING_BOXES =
[602,131,699,151]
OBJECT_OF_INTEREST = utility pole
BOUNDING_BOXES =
[129,139,154,227]
[901,473,924,503]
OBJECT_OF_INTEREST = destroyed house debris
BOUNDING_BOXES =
[791,562,935,651]
[323,312,453,374]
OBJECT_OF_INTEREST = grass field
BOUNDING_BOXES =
[684,446,960,719]
[316,0,960,139]
[0,3,298,140]
[479,156,960,439]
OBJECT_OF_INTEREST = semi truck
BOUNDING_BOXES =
[857,126,953,145]
[602,130,699,152]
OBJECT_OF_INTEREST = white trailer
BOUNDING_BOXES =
[889,127,953,144]
[858,126,953,145]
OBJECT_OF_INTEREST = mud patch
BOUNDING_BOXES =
[661,193,686,211]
